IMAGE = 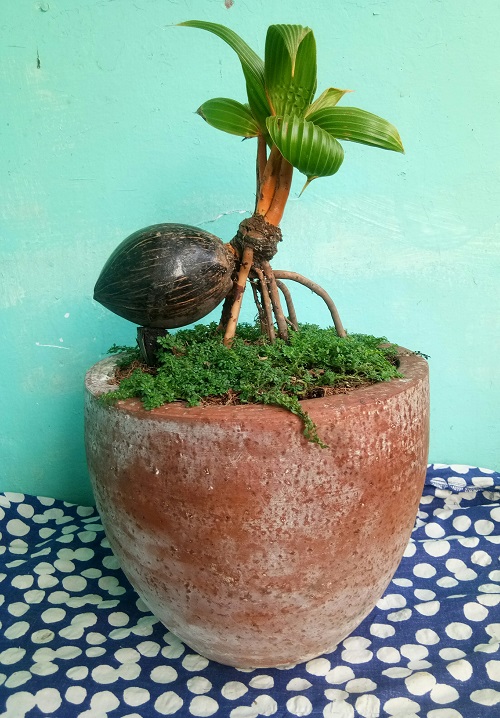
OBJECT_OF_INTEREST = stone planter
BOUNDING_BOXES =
[84,349,429,668]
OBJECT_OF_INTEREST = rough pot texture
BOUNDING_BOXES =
[85,350,429,668]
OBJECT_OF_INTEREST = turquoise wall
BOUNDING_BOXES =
[1,0,499,505]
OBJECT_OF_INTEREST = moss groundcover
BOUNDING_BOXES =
[105,323,402,446]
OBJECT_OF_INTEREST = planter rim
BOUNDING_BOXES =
[85,347,428,420]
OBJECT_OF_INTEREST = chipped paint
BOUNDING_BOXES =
[35,342,70,350]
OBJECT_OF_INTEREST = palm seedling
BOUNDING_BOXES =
[180,21,404,346]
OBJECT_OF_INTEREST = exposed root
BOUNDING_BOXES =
[221,214,346,344]
[251,268,276,342]
[250,278,267,335]
[276,280,299,330]
[223,245,254,347]
[273,270,347,338]
[262,260,288,341]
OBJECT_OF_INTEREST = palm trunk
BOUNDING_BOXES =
[222,138,345,345]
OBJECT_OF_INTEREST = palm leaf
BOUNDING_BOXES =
[197,98,260,137]
[179,20,270,132]
[306,87,351,115]
[266,115,344,187]
[307,107,404,153]
[264,25,317,117]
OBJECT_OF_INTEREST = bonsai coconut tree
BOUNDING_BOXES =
[87,21,430,669]
[182,21,403,347]
[94,22,405,442]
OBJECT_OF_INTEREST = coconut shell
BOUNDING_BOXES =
[94,223,235,328]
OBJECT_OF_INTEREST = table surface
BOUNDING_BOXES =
[0,464,499,718]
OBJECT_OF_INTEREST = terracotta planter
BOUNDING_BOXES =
[85,349,429,668]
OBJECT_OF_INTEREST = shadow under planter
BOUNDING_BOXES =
[84,349,429,668]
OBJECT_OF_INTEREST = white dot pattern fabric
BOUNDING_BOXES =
[0,465,499,716]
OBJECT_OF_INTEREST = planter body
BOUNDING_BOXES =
[85,351,429,668]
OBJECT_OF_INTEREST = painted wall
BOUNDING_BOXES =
[1,0,499,505]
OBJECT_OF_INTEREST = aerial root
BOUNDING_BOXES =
[220,261,346,343]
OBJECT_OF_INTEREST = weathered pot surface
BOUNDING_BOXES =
[85,349,429,668]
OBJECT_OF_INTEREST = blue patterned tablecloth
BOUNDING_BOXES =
[0,464,499,718]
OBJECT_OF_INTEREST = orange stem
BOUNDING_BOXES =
[256,136,267,192]
[256,145,282,218]
[264,157,293,226]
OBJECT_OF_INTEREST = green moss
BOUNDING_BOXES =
[104,323,402,446]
